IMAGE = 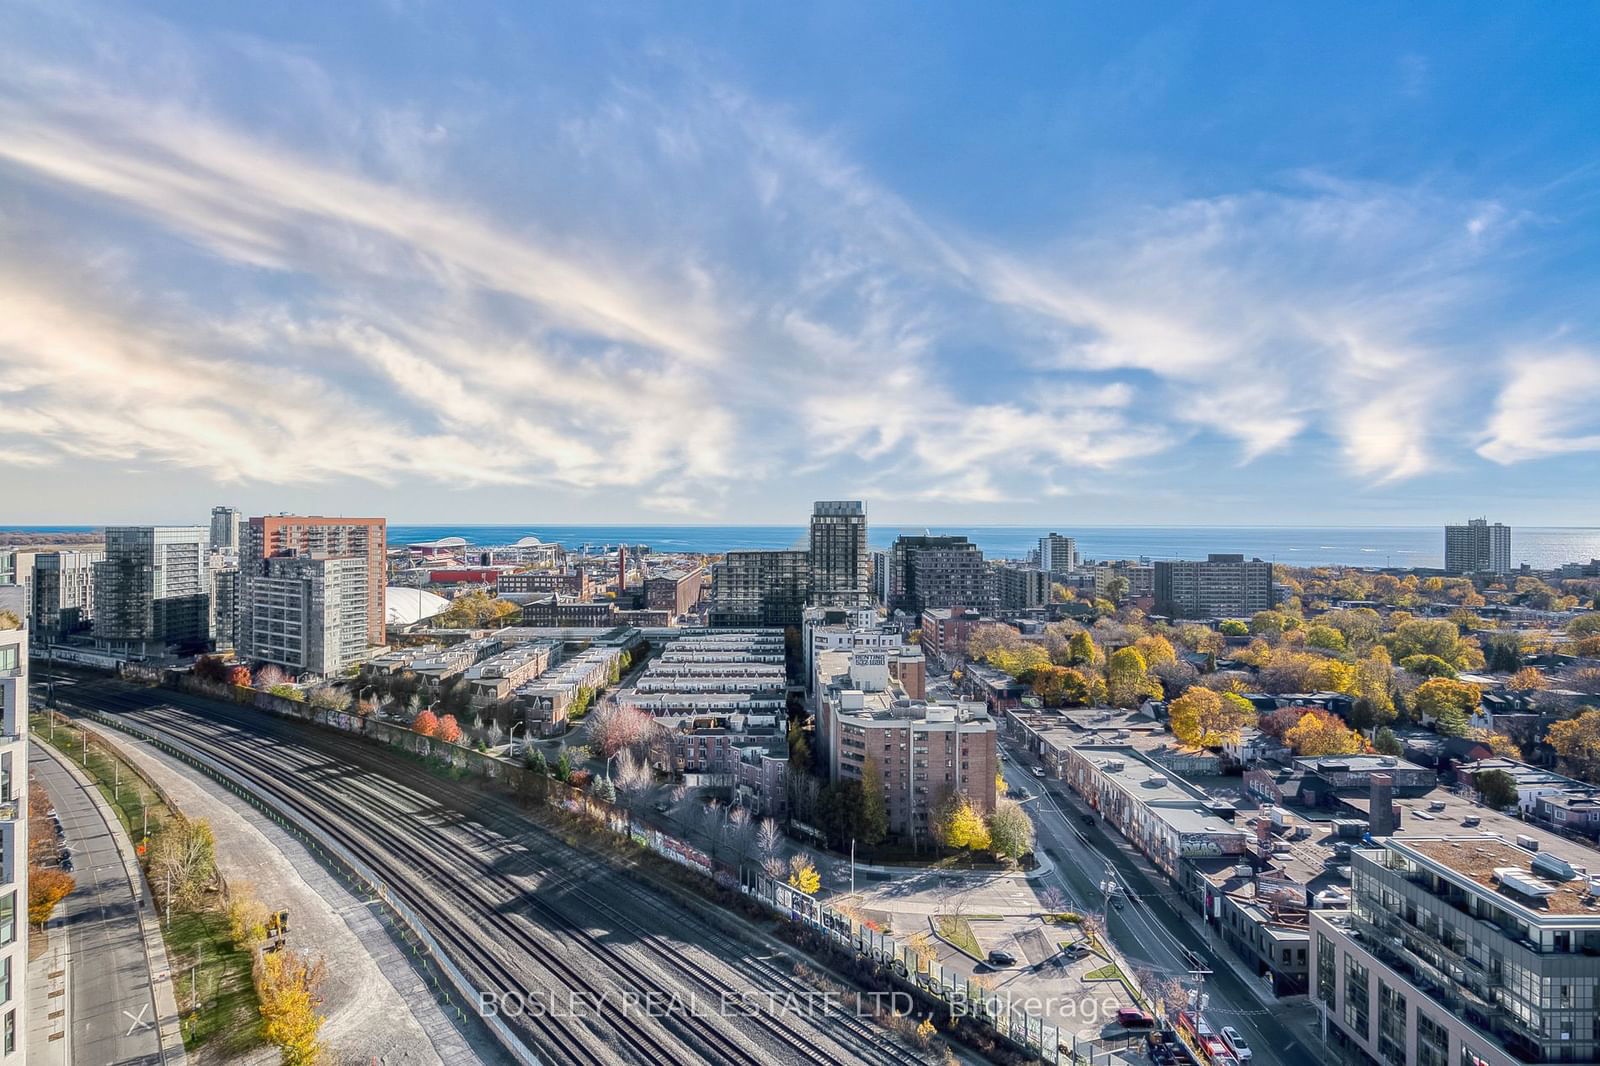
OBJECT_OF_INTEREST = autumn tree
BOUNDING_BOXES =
[1168,687,1256,748]
[255,946,326,1065]
[1413,678,1480,737]
[1105,647,1159,708]
[1257,706,1303,741]
[967,623,1025,662]
[29,866,75,925]
[1506,667,1548,693]
[1572,668,1600,697]
[987,800,1034,861]
[1547,710,1600,784]
[148,819,217,908]
[1284,710,1364,756]
[436,714,463,744]
[1218,619,1249,637]
[787,854,821,896]
[1030,665,1093,707]
[227,664,253,687]
[1388,619,1479,670]
[411,709,440,737]
[1399,654,1458,679]
[585,703,657,775]
[1133,634,1177,668]
[1305,625,1347,652]
[933,794,991,851]
[612,750,653,815]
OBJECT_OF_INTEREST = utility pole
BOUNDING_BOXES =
[850,838,856,897]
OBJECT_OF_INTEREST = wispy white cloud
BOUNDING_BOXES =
[1478,350,1600,463]
[0,3,1580,520]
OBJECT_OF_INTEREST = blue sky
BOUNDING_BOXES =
[2,2,1598,525]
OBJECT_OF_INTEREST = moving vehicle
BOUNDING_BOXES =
[1116,1007,1155,1028]
[1031,766,1046,778]
[986,950,1017,966]
[1220,1027,1251,1061]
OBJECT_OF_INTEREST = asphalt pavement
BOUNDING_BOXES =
[998,743,1325,1064]
[28,741,164,1066]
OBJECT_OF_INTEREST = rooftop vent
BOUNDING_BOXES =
[1532,853,1577,882]
[1493,867,1558,900]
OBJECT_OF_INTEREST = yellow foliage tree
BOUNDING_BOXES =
[255,948,326,1066]
[1284,710,1364,756]
[934,795,992,851]
[787,854,822,895]
[1547,710,1600,784]
[1507,667,1548,693]
[1168,687,1256,748]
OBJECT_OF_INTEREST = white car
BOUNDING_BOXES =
[1031,766,1046,778]
[1220,1026,1252,1061]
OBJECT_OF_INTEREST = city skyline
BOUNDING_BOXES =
[2,3,1599,525]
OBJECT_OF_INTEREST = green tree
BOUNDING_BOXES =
[1218,619,1249,637]
[987,800,1034,860]
[1066,630,1097,666]
[1474,769,1519,810]
[1399,654,1458,679]
[858,757,889,846]
[555,750,573,781]
[1373,727,1403,756]
[524,748,548,775]
[1305,625,1348,652]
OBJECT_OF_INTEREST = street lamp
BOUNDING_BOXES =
[508,720,525,760]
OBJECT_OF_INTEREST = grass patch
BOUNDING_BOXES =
[1043,912,1083,924]
[33,711,266,1058]
[935,915,982,958]
[166,909,261,1055]
[1085,961,1124,982]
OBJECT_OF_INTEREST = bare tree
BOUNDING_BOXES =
[725,805,755,867]
[614,749,654,820]
[756,817,784,877]
[585,703,658,777]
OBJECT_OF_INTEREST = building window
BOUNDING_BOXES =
[0,893,12,947]
[2,1010,10,1054]
[1378,983,1407,1065]
[1417,1012,1449,1066]
[1343,956,1370,1039]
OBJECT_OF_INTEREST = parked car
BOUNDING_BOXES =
[1031,766,1046,778]
[1220,1026,1252,1061]
[1115,1007,1155,1028]
[986,950,1017,967]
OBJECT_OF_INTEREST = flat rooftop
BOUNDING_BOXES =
[1400,836,1600,918]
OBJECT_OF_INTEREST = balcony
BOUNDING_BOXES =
[0,801,14,820]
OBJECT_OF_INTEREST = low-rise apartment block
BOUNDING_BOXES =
[516,646,626,734]
[461,641,555,706]
[498,570,592,598]
[1313,827,1600,1066]
[621,629,787,730]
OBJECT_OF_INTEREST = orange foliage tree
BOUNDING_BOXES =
[436,714,462,744]
[412,709,440,737]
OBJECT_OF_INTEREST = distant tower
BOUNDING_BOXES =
[618,545,627,591]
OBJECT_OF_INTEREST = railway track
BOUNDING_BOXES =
[62,680,932,1066]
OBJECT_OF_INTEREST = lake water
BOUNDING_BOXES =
[12,523,1598,569]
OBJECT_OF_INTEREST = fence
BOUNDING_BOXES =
[152,670,1139,1064]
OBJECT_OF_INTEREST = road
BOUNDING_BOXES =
[998,745,1320,1064]
[29,741,164,1066]
[58,675,936,1066]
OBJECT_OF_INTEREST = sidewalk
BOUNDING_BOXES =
[25,909,68,1066]
[33,738,188,1065]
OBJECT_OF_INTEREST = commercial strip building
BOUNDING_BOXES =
[816,647,998,839]
[1313,826,1600,1066]
[93,526,211,656]
[241,515,388,645]
[239,553,370,676]
[1153,553,1274,619]
[0,619,28,1062]
[1445,518,1514,576]
[498,570,592,597]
